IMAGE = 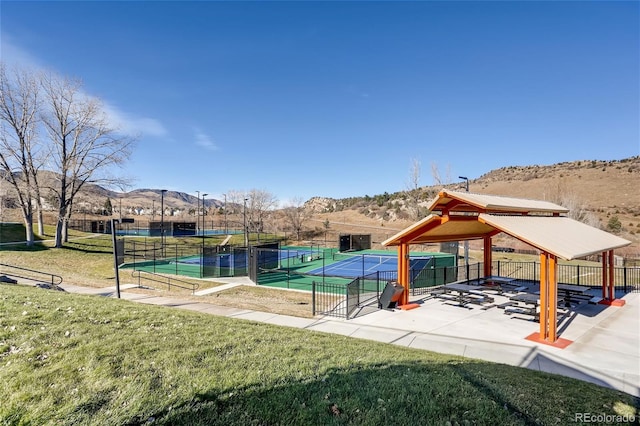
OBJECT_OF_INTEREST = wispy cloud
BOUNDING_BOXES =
[103,103,168,138]
[1,34,43,69]
[194,129,218,151]
[2,34,168,139]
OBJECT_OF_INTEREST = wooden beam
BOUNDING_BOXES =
[602,251,608,300]
[539,253,548,340]
[400,217,443,243]
[548,254,558,342]
[608,250,614,301]
[483,236,492,277]
[402,243,410,305]
[537,253,559,343]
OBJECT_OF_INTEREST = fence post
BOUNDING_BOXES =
[311,281,316,316]
[345,281,350,320]
[623,267,627,292]
[577,264,580,286]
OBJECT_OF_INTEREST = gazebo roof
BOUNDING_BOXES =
[427,190,569,214]
[382,190,631,260]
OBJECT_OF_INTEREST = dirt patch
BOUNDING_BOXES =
[121,283,314,318]
[203,286,314,318]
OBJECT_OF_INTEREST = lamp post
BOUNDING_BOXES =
[243,197,249,247]
[152,200,155,220]
[201,194,208,261]
[459,176,469,192]
[201,193,208,236]
[223,193,227,234]
[195,190,200,235]
[458,176,470,280]
[160,189,167,254]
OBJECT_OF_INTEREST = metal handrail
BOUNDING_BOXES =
[0,263,63,286]
[131,269,200,294]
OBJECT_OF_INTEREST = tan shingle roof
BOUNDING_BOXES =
[382,191,630,259]
[428,190,569,214]
[478,214,630,260]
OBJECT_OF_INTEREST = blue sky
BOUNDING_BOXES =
[2,1,638,204]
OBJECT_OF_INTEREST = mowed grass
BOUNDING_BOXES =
[0,224,217,289]
[0,226,314,316]
[1,284,639,425]
[1,227,122,288]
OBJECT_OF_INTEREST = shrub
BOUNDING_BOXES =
[607,216,622,233]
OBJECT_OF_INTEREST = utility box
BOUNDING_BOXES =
[379,281,404,310]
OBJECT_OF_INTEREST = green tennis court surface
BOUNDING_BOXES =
[120,247,455,292]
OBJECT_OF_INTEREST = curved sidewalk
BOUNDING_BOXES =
[59,282,639,398]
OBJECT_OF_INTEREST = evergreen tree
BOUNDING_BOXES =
[104,198,113,215]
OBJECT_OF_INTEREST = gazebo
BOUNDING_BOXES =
[382,190,631,347]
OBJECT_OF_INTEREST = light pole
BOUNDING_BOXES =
[160,189,167,253]
[243,197,249,247]
[458,176,470,280]
[201,194,208,259]
[152,200,155,220]
[201,193,208,236]
[459,176,469,192]
[195,190,200,235]
[223,193,227,234]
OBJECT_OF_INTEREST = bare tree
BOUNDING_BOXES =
[246,189,278,235]
[550,180,600,228]
[405,157,422,220]
[40,72,134,247]
[430,161,454,187]
[430,161,442,187]
[323,218,330,247]
[443,163,453,186]
[224,190,247,230]
[0,64,44,245]
[282,197,310,241]
[225,190,245,215]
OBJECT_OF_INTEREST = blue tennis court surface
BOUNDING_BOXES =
[306,254,433,278]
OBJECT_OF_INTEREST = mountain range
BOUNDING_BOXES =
[1,157,638,252]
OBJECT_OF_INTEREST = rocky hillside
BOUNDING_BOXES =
[2,157,638,254]
[306,157,640,255]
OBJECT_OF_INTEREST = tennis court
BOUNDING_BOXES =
[255,248,454,294]
[122,242,455,294]
[121,243,250,279]
[306,252,433,279]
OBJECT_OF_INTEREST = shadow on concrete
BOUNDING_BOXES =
[521,347,617,390]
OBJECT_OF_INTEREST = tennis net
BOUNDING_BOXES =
[332,252,432,265]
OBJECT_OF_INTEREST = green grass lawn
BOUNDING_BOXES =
[1,284,638,425]
[0,222,51,245]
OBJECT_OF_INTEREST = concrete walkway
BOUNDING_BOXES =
[57,281,639,398]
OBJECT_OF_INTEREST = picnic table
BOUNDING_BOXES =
[502,292,569,321]
[478,276,524,294]
[503,293,540,321]
[435,283,494,307]
[557,283,592,307]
